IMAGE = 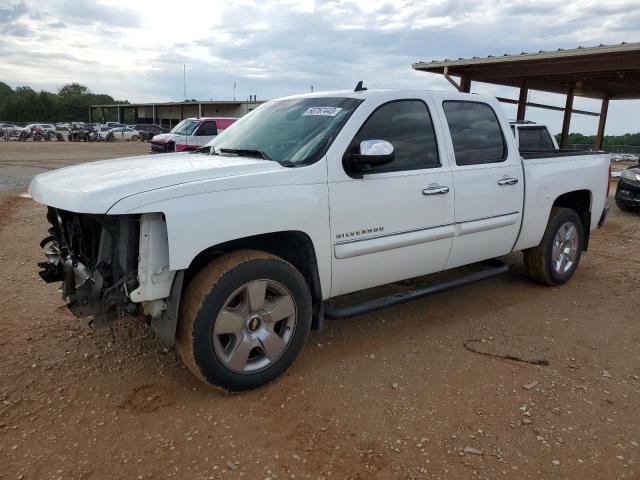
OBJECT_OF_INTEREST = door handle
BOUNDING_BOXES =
[497,177,519,186]
[422,185,450,195]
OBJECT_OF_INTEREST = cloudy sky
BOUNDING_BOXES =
[1,0,639,134]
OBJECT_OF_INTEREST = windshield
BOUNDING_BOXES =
[206,97,362,165]
[171,119,200,136]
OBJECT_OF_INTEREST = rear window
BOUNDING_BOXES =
[443,101,507,166]
[518,127,555,151]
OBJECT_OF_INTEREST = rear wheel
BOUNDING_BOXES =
[131,135,139,142]
[176,250,312,391]
[523,207,584,286]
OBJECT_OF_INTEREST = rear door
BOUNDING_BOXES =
[438,99,524,269]
[328,94,455,297]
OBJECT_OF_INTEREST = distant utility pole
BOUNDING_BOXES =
[311,85,314,92]
[183,64,187,100]
[233,83,237,101]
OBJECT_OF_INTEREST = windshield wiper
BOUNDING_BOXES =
[278,161,301,168]
[218,148,272,160]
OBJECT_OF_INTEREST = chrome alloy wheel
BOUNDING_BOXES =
[213,279,297,374]
[552,221,579,274]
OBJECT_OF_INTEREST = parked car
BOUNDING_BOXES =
[150,117,236,153]
[0,123,20,139]
[615,164,640,211]
[130,123,165,141]
[21,123,56,137]
[100,127,140,141]
[105,121,125,129]
[24,124,42,132]
[31,125,47,141]
[510,121,559,151]
[29,88,610,391]
[612,153,639,162]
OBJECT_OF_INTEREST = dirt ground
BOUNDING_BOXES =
[0,141,149,194]
[0,142,639,480]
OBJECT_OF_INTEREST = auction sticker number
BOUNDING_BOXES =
[303,107,343,117]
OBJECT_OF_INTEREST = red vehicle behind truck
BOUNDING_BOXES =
[150,117,237,153]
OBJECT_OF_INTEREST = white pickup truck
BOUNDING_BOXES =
[30,88,610,390]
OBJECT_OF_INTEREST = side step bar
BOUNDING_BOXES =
[324,259,508,319]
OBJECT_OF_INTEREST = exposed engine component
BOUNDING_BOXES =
[38,207,140,324]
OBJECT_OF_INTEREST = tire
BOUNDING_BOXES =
[176,250,312,391]
[615,199,632,212]
[131,135,139,142]
[523,207,584,286]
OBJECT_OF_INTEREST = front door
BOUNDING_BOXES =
[438,99,525,269]
[328,96,455,297]
[194,120,218,146]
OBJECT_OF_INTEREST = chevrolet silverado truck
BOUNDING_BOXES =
[29,88,610,391]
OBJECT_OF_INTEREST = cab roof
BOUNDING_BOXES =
[276,88,494,103]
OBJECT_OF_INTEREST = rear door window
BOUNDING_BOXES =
[442,101,507,165]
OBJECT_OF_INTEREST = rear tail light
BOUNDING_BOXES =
[607,162,611,197]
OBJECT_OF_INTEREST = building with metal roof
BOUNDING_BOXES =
[89,99,264,129]
[413,42,640,149]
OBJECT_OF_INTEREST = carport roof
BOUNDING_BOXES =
[412,42,640,100]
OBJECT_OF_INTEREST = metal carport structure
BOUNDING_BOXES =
[412,42,640,149]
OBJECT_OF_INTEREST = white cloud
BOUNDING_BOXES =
[0,0,638,134]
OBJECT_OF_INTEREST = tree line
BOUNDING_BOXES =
[0,82,128,123]
[554,132,640,149]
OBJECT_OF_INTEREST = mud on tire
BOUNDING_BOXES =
[176,250,312,391]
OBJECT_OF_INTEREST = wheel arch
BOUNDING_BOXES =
[184,231,325,330]
[551,189,592,250]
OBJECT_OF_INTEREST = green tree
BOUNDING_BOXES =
[0,82,12,103]
[58,83,89,97]
[0,82,118,122]
[1,86,38,121]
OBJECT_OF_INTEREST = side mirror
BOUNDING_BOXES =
[346,140,395,172]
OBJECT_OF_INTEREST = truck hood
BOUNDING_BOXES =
[152,133,179,143]
[29,152,283,214]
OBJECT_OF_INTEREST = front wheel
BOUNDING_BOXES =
[523,207,584,286]
[615,199,632,212]
[176,250,312,391]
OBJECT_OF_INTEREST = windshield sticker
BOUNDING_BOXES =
[303,107,343,117]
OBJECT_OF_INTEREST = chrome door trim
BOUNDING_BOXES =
[334,224,455,259]
[333,211,521,259]
[456,211,520,236]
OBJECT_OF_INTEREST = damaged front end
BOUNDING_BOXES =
[38,208,181,343]
[38,207,141,325]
